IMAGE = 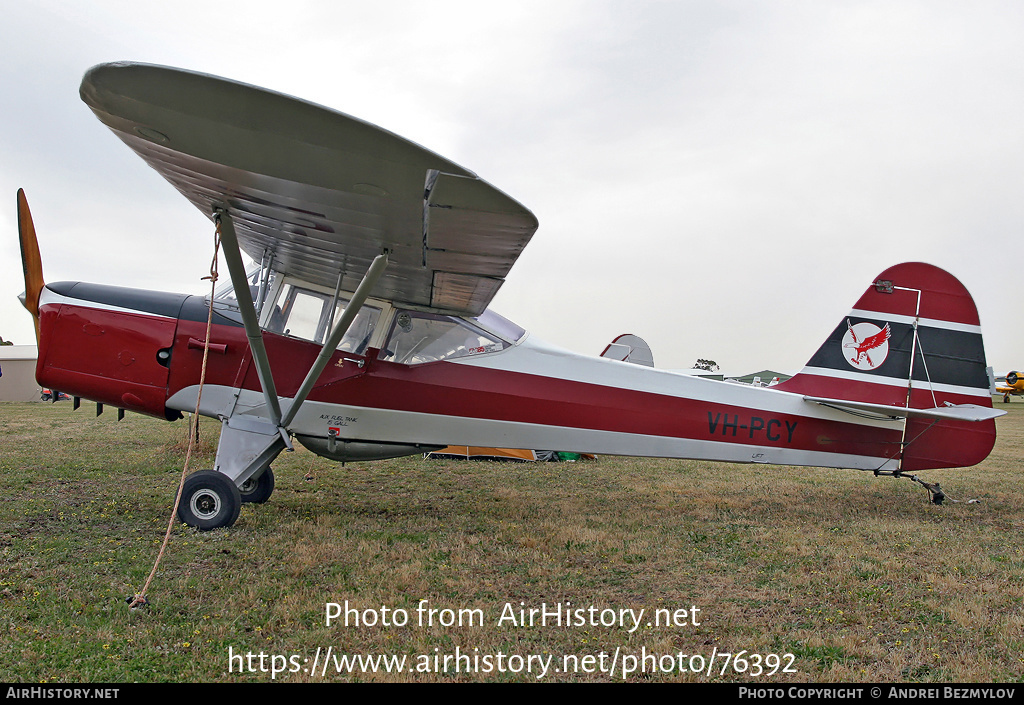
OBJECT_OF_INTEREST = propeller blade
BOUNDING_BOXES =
[17,189,45,342]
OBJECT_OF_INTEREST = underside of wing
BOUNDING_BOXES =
[79,62,538,315]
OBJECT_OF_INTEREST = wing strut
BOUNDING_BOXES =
[280,252,389,428]
[210,210,389,490]
[214,210,283,426]
[215,208,390,432]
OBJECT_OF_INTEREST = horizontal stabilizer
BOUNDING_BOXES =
[803,396,1006,422]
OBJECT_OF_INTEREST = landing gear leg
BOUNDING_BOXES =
[175,416,288,528]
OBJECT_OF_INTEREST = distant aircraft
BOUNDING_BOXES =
[995,371,1023,403]
[16,62,1005,529]
[600,334,654,367]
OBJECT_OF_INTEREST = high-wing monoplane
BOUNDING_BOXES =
[17,62,1004,529]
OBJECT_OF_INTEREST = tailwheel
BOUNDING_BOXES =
[177,470,242,530]
[239,467,275,504]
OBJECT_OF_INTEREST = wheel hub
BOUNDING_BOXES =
[190,489,222,520]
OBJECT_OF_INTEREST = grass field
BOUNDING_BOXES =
[1,400,1021,682]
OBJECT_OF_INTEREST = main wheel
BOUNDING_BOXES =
[239,467,275,504]
[177,470,242,530]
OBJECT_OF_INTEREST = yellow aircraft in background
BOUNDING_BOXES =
[996,371,1023,402]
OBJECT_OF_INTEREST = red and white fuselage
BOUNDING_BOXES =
[34,262,998,476]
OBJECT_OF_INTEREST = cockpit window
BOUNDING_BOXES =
[380,310,511,365]
[266,283,380,355]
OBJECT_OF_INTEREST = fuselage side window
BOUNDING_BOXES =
[266,283,380,355]
[285,287,330,341]
[329,298,380,355]
[380,310,509,365]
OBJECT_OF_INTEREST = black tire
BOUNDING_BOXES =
[239,467,275,504]
[177,471,242,530]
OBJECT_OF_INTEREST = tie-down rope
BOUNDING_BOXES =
[128,226,222,608]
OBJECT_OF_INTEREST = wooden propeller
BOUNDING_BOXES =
[17,189,45,343]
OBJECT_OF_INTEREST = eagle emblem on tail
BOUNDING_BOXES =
[841,319,891,370]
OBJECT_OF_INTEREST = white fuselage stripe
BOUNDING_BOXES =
[38,288,173,319]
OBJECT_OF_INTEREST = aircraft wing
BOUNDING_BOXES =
[79,62,538,316]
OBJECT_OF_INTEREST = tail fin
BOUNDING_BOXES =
[600,334,654,367]
[774,262,1000,471]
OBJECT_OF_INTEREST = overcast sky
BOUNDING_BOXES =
[2,1,1021,376]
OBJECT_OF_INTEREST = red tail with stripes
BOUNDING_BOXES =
[774,263,997,470]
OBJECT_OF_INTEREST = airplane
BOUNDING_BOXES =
[599,334,655,367]
[995,371,1023,402]
[16,62,1005,530]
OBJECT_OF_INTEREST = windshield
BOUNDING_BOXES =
[213,263,278,312]
[379,310,513,365]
